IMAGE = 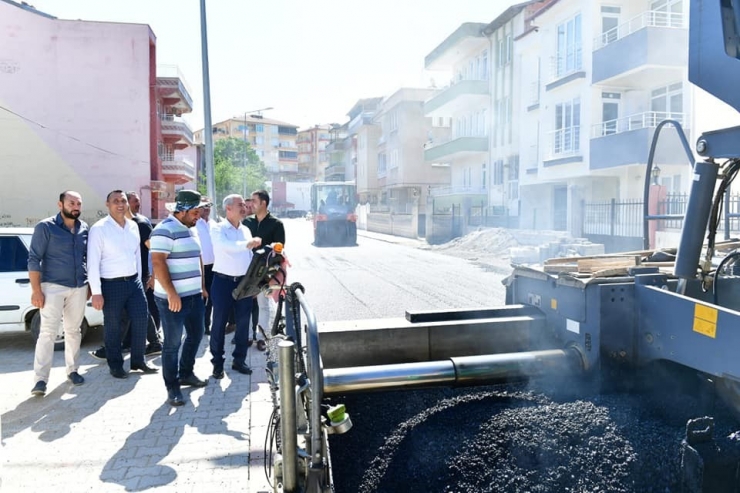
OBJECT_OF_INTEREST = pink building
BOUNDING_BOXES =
[0,0,194,224]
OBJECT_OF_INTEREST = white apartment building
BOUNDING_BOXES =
[373,88,451,212]
[424,22,491,213]
[518,0,740,232]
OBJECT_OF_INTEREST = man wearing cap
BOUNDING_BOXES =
[150,190,212,406]
[210,194,261,379]
[88,190,158,379]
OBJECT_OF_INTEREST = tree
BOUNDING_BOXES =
[198,137,268,212]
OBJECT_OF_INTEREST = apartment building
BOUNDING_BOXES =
[324,98,382,184]
[0,0,195,222]
[373,88,451,212]
[324,123,351,182]
[194,114,300,183]
[423,22,490,213]
[297,124,331,181]
[518,0,740,232]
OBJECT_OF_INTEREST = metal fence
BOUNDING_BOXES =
[582,193,740,238]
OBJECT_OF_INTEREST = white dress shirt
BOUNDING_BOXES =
[87,215,141,295]
[211,219,253,277]
[193,217,215,265]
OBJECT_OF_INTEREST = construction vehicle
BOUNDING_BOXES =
[310,181,357,247]
[263,1,740,491]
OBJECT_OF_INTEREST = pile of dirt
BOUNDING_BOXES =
[425,228,520,257]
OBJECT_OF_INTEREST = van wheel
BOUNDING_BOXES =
[30,311,89,351]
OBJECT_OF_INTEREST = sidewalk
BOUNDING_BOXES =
[0,331,275,493]
[357,228,427,248]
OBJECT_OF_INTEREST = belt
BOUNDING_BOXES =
[101,274,138,282]
[214,272,245,282]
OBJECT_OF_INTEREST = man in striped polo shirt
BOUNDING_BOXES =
[150,190,212,407]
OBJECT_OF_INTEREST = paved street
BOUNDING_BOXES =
[0,219,508,492]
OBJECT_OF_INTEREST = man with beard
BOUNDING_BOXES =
[88,190,158,379]
[28,191,90,396]
[150,190,212,406]
[244,189,285,348]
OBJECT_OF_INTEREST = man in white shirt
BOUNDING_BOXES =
[88,190,159,379]
[209,194,261,379]
[194,203,215,334]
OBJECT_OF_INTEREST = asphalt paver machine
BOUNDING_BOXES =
[263,2,740,490]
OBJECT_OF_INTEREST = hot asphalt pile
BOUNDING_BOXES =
[328,375,740,493]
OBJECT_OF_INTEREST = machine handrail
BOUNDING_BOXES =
[642,119,695,249]
[294,288,324,467]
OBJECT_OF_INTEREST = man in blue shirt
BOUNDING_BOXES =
[28,191,90,396]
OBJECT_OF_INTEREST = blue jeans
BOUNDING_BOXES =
[155,294,205,390]
[209,274,253,370]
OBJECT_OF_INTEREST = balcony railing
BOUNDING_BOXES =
[590,111,685,138]
[160,114,194,143]
[429,185,487,197]
[547,126,581,159]
[548,49,583,82]
[161,156,195,182]
[593,10,686,51]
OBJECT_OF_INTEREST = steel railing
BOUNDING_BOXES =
[594,10,686,51]
[591,111,686,138]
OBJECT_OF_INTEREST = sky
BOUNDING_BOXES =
[29,0,523,131]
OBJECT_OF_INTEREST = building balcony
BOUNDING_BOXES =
[425,22,488,70]
[589,111,689,170]
[325,138,351,153]
[160,155,195,185]
[348,111,375,134]
[324,164,346,181]
[424,136,488,163]
[160,115,194,148]
[592,10,687,87]
[543,127,583,166]
[424,79,490,116]
[156,65,194,113]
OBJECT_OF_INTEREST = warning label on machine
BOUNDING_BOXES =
[693,304,718,338]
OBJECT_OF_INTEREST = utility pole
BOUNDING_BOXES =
[200,0,216,207]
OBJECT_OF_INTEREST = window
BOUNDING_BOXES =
[480,50,489,80]
[256,136,264,145]
[493,160,504,185]
[600,6,621,46]
[256,124,264,133]
[651,0,683,27]
[279,151,298,159]
[482,163,487,190]
[601,92,621,135]
[556,14,582,77]
[651,82,683,123]
[389,111,398,132]
[378,153,387,176]
[389,149,399,169]
[553,97,581,155]
[0,235,28,272]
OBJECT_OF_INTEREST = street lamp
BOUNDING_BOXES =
[239,106,274,196]
[652,165,661,186]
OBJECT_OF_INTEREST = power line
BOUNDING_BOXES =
[0,104,154,166]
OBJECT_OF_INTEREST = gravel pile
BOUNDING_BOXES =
[328,377,739,493]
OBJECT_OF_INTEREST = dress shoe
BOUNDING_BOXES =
[256,340,267,352]
[180,374,208,387]
[231,362,253,375]
[110,368,128,379]
[131,363,159,374]
[31,380,47,396]
[167,389,185,407]
[67,372,85,386]
[225,323,237,334]
[212,367,224,380]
